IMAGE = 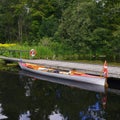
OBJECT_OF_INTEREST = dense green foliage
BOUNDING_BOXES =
[0,0,120,61]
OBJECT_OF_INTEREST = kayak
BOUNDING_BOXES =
[18,62,107,86]
[19,70,106,93]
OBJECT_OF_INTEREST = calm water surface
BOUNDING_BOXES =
[0,70,120,120]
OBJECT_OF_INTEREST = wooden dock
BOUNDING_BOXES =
[0,56,120,79]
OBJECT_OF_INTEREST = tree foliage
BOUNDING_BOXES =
[0,0,120,61]
[55,0,120,56]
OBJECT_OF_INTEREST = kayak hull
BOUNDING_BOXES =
[18,62,106,86]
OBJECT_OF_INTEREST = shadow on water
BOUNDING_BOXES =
[108,77,120,90]
[0,70,120,120]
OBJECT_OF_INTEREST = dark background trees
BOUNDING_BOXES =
[0,0,120,61]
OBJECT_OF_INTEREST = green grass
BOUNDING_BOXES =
[0,43,120,67]
[0,43,55,59]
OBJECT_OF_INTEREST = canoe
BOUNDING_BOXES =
[19,70,106,93]
[18,62,107,86]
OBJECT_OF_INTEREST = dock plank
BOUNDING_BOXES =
[0,56,120,78]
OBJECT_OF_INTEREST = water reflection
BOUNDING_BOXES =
[19,70,107,120]
[24,78,33,97]
[48,106,68,120]
[0,103,8,119]
[19,110,30,120]
[79,93,107,120]
[0,71,120,120]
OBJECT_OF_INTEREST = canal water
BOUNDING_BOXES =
[0,70,120,120]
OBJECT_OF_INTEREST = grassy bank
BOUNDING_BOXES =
[0,43,120,67]
[0,43,55,59]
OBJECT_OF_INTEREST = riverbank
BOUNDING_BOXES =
[0,59,18,72]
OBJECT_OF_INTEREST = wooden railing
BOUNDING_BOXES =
[0,48,30,59]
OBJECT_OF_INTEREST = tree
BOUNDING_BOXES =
[55,1,95,53]
[0,0,16,42]
[55,0,120,57]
